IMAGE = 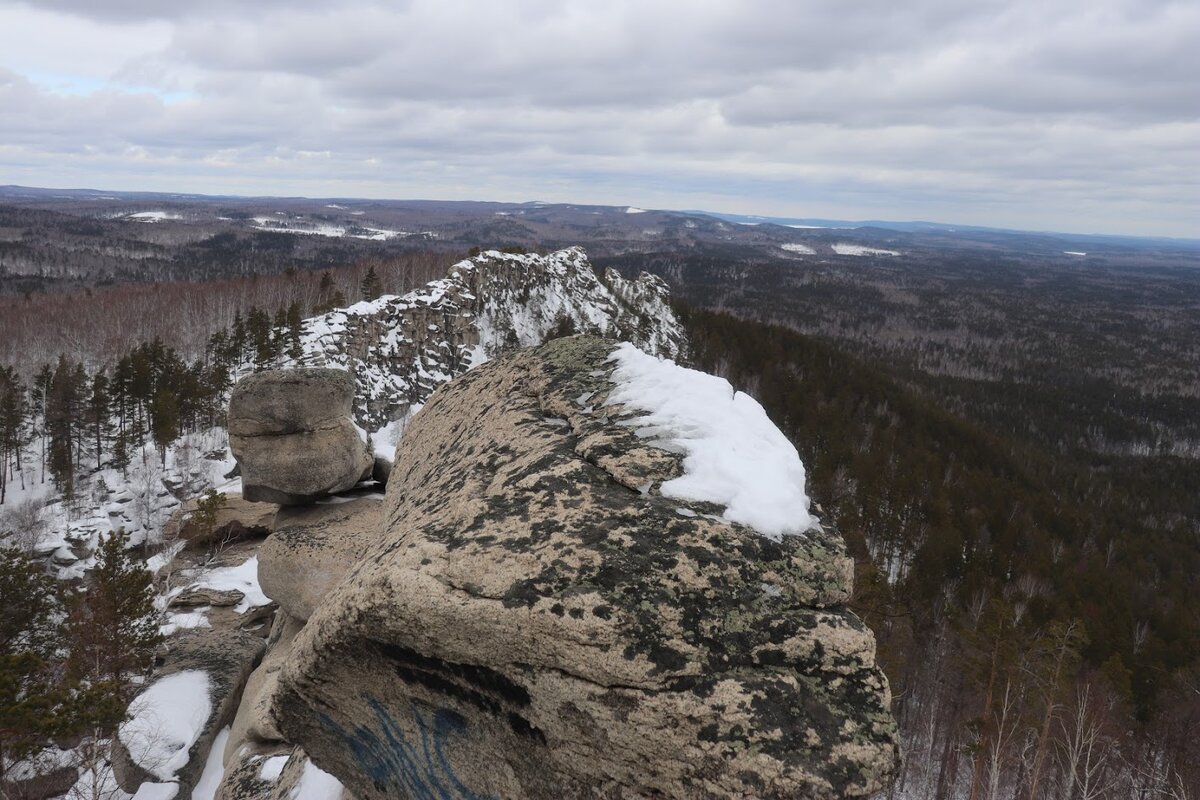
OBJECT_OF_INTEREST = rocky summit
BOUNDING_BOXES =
[272,336,899,799]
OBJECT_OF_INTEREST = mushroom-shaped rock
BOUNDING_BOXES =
[274,336,899,799]
[228,369,373,505]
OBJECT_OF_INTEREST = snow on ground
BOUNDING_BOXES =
[290,757,345,800]
[189,727,230,800]
[605,343,815,540]
[625,207,647,214]
[260,755,289,781]
[127,211,181,222]
[119,670,212,782]
[832,243,900,256]
[1064,251,1087,256]
[190,556,271,613]
[250,217,405,240]
[780,243,816,254]
[160,608,211,637]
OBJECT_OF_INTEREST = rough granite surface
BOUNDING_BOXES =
[274,336,899,799]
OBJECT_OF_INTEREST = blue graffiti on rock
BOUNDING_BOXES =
[318,697,497,800]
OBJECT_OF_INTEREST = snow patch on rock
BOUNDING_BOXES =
[606,343,815,540]
[119,670,212,782]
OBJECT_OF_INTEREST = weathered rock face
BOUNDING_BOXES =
[275,336,899,799]
[258,493,383,621]
[225,614,304,765]
[228,369,373,505]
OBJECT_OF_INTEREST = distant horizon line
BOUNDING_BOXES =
[2,182,1197,246]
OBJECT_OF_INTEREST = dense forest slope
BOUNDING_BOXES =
[681,306,1199,798]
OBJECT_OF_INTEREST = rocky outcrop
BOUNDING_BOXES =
[273,336,899,799]
[258,493,383,621]
[225,614,304,765]
[168,493,277,549]
[228,369,373,505]
[288,247,687,430]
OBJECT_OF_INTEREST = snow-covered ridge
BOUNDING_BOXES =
[606,343,815,541]
[290,246,687,431]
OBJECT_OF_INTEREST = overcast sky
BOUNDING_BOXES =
[0,0,1196,237]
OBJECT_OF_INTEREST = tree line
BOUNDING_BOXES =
[0,264,401,506]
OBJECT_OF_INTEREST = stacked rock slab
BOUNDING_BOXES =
[274,336,899,799]
[228,369,373,505]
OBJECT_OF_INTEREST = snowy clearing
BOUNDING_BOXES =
[625,207,647,214]
[606,343,815,540]
[780,243,816,255]
[127,211,181,222]
[833,243,900,256]
[1064,251,1087,256]
[250,217,404,241]
[119,670,212,781]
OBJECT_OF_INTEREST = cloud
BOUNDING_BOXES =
[0,0,1196,236]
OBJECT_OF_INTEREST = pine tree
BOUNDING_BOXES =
[67,533,162,708]
[0,367,29,505]
[0,547,74,783]
[314,271,345,314]
[360,265,382,301]
[46,356,78,497]
[30,365,52,484]
[286,302,304,360]
[149,386,179,468]
[88,371,111,471]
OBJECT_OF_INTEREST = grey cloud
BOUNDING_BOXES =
[0,0,1195,236]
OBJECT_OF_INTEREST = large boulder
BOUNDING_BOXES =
[228,369,373,505]
[257,493,383,621]
[274,337,898,799]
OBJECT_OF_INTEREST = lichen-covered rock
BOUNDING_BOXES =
[169,586,245,608]
[258,494,383,621]
[113,629,267,796]
[275,336,898,799]
[228,369,373,505]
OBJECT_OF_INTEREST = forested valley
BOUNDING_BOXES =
[1,221,1197,799]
